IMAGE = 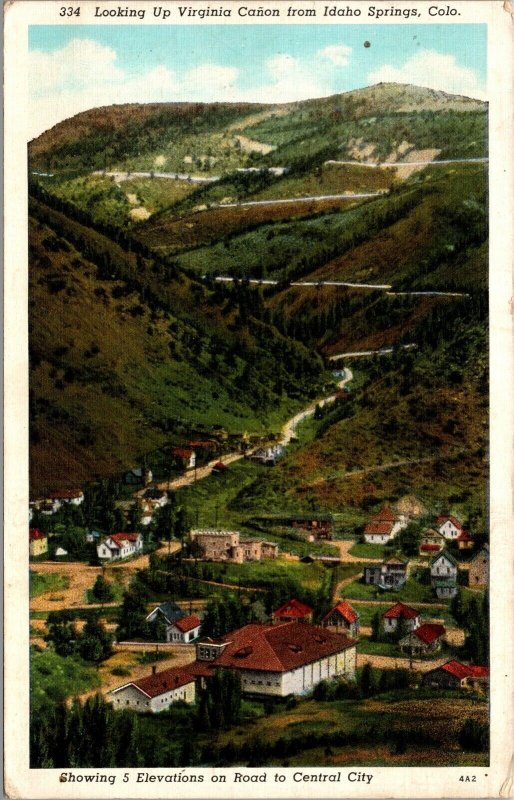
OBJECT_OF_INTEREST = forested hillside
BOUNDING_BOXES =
[29,197,323,492]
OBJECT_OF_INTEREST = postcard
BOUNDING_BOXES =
[3,0,513,797]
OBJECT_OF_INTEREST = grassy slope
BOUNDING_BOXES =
[29,209,321,493]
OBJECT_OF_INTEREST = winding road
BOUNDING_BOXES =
[324,157,488,169]
[328,344,417,361]
[219,191,386,209]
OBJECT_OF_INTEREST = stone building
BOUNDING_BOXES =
[468,544,488,588]
[189,529,278,563]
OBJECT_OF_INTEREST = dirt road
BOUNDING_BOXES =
[357,653,448,672]
[281,369,353,445]
[330,539,381,564]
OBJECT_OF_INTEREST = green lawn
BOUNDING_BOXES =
[348,603,392,627]
[357,639,399,657]
[213,558,328,592]
[31,649,100,712]
[30,572,70,599]
[348,541,389,559]
[343,577,434,604]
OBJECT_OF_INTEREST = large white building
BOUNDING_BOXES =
[109,665,195,713]
[190,621,357,697]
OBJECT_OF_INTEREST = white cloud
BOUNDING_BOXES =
[184,64,238,96]
[367,50,486,100]
[29,39,123,94]
[318,44,352,67]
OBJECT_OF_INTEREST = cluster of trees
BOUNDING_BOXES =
[200,595,268,639]
[115,586,164,642]
[45,612,113,665]
[31,695,142,768]
[451,590,489,665]
[195,669,242,731]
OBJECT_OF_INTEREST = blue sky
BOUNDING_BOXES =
[28,24,486,139]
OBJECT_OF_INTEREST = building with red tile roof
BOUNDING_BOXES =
[399,623,446,655]
[191,620,356,697]
[110,665,195,713]
[272,598,313,624]
[171,448,196,469]
[382,602,421,634]
[364,507,408,544]
[47,489,84,503]
[422,660,489,692]
[322,602,360,636]
[97,532,143,561]
[167,614,202,644]
[456,530,474,550]
[437,514,464,540]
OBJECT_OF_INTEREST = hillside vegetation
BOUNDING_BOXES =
[29,199,323,492]
[28,83,488,501]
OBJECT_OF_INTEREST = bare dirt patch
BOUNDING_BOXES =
[233,135,275,155]
[129,206,151,221]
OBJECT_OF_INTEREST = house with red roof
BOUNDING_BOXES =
[166,614,201,644]
[364,507,408,544]
[29,528,48,558]
[321,602,360,637]
[437,514,464,541]
[419,529,446,556]
[399,623,446,656]
[455,529,474,551]
[382,602,421,634]
[47,489,85,506]
[272,598,313,624]
[171,447,196,470]
[422,660,489,692]
[190,620,356,697]
[97,532,143,561]
[109,664,196,713]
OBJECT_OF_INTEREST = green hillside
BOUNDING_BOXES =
[28,83,488,503]
[29,199,323,493]
[29,83,487,231]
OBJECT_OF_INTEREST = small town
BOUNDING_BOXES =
[30,430,489,766]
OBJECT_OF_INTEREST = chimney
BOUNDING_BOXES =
[152,664,157,675]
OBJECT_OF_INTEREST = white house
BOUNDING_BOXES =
[109,665,195,713]
[382,602,421,634]
[166,614,201,643]
[437,514,464,540]
[48,490,85,507]
[171,448,196,470]
[430,550,459,599]
[97,532,143,561]
[363,507,408,544]
[430,550,458,580]
[190,621,356,697]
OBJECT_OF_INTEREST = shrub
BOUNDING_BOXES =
[458,718,489,752]
[111,666,131,677]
